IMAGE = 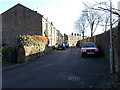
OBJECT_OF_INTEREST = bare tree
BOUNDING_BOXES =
[83,1,120,33]
[82,7,102,38]
[100,11,117,32]
[74,13,88,39]
[100,11,110,32]
[98,7,120,29]
[82,0,120,38]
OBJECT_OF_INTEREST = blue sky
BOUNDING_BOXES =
[0,0,119,36]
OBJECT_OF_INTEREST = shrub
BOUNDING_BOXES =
[17,35,49,46]
[44,29,49,37]
[2,44,11,62]
[31,35,49,45]
[2,45,11,57]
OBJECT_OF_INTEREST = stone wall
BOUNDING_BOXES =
[17,45,45,63]
[17,35,49,63]
[2,4,43,48]
[17,45,53,63]
[80,25,120,73]
[0,14,2,47]
[117,22,120,73]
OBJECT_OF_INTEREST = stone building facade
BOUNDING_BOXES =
[2,4,43,47]
[42,17,63,46]
[68,34,81,46]
[2,4,63,47]
[64,33,68,43]
[57,30,63,44]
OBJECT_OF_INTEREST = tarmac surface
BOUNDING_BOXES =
[2,47,117,88]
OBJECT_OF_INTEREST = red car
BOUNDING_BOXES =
[81,42,99,57]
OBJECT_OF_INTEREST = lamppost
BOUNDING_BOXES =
[109,0,113,74]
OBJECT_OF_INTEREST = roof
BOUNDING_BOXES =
[2,3,42,16]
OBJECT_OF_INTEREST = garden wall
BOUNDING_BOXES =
[16,35,50,63]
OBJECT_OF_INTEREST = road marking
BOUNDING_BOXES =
[59,72,81,81]
[67,75,80,81]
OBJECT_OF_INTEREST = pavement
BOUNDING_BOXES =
[2,62,20,70]
[2,46,53,70]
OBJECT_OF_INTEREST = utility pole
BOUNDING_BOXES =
[109,0,113,74]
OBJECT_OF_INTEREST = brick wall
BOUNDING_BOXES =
[2,4,43,47]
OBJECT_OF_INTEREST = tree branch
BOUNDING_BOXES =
[98,7,120,16]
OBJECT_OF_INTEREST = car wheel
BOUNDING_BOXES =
[63,48,65,50]
[82,53,85,57]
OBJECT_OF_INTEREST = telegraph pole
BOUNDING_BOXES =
[109,0,113,74]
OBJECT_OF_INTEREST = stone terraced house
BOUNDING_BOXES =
[68,34,81,46]
[2,4,63,47]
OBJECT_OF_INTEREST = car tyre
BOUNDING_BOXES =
[81,53,85,57]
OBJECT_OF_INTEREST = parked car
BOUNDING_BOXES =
[56,43,66,50]
[81,42,99,57]
[63,42,69,48]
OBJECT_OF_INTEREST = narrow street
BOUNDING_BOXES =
[3,47,112,88]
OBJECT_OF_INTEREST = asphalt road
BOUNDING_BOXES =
[3,47,112,88]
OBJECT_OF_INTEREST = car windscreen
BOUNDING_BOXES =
[58,44,63,46]
[63,42,68,44]
[82,43,96,47]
